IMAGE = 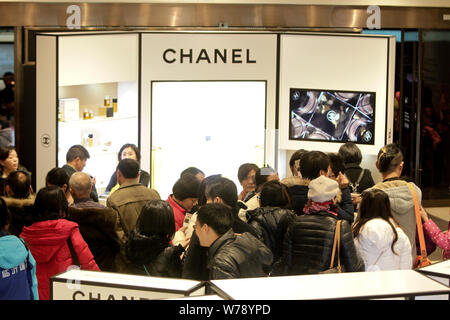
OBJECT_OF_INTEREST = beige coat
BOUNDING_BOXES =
[107,182,161,273]
[106,181,160,244]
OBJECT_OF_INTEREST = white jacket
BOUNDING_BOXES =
[238,193,260,222]
[354,218,413,271]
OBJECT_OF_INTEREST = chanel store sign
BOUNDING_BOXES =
[50,269,206,300]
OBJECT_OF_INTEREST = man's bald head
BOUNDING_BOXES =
[69,172,92,200]
[6,170,32,199]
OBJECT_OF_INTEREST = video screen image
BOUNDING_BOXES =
[289,89,375,144]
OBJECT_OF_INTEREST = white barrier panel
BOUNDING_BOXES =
[210,270,450,300]
[416,260,450,300]
[50,270,206,300]
[417,260,450,283]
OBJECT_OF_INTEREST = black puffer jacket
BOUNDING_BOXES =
[282,211,364,275]
[246,206,295,275]
[124,231,184,278]
[208,229,273,280]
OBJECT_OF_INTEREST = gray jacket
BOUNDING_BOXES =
[371,180,421,259]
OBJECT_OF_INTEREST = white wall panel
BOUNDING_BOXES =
[36,35,57,190]
[140,32,278,178]
[58,34,138,86]
[278,33,394,156]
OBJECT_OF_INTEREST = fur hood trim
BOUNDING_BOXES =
[67,206,118,229]
[281,176,311,188]
[335,189,342,204]
[372,180,409,190]
[1,195,35,208]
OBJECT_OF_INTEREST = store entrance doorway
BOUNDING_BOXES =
[151,81,266,200]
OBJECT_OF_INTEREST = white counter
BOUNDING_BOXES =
[210,270,450,300]
[417,260,450,280]
[415,260,450,300]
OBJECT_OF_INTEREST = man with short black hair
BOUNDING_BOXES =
[194,203,272,279]
[180,167,205,181]
[167,173,201,231]
[62,144,98,202]
[63,144,90,174]
[182,177,259,281]
[299,151,330,181]
[205,177,259,237]
[1,170,34,237]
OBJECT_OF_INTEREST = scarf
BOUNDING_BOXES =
[303,200,338,216]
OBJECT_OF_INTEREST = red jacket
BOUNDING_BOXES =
[167,195,186,231]
[20,219,99,300]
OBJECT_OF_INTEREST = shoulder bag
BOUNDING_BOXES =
[67,236,80,267]
[349,169,365,193]
[407,183,431,269]
[319,220,344,274]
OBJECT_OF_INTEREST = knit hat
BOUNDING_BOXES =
[307,175,339,203]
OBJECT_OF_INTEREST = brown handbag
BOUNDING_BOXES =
[319,220,343,274]
[407,183,432,269]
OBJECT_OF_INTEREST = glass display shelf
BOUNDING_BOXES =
[58,114,136,126]
[58,145,117,159]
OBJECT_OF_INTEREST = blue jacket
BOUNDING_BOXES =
[0,232,39,300]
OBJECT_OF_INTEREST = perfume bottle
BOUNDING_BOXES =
[88,134,93,147]
[112,98,118,113]
[104,96,111,108]
[83,109,89,120]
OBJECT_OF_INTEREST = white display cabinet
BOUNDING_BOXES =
[277,33,395,180]
[36,32,140,192]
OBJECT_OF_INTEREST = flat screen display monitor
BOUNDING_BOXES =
[289,88,375,145]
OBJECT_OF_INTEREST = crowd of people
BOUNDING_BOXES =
[0,141,449,300]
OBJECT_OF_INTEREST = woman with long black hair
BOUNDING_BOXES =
[123,200,190,277]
